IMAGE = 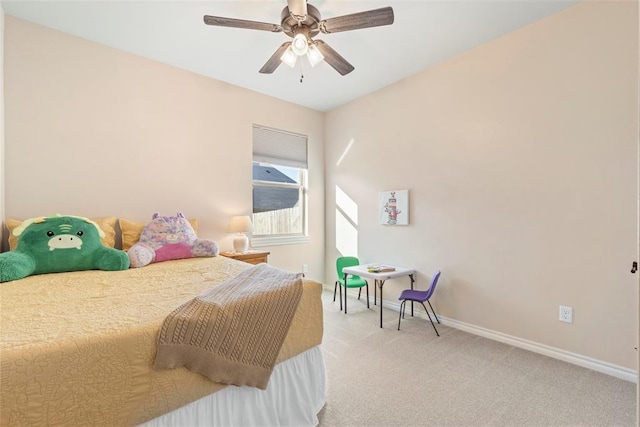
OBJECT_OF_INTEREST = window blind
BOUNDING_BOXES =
[253,124,308,169]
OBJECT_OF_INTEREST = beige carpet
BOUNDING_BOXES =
[317,287,636,427]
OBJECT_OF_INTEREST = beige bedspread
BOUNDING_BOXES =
[0,257,323,426]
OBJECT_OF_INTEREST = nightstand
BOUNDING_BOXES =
[220,251,270,265]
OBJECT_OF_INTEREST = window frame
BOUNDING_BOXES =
[251,125,309,247]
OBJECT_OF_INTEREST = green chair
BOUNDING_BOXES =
[334,256,369,314]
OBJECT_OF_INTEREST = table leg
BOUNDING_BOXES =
[373,279,377,305]
[378,280,385,328]
[343,272,348,314]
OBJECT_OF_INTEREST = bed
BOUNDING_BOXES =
[0,255,326,426]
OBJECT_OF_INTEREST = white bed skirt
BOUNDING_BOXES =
[141,345,327,427]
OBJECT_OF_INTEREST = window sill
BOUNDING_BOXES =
[251,235,309,247]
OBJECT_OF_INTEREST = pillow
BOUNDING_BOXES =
[7,217,117,250]
[127,213,217,268]
[0,214,129,283]
[120,217,198,252]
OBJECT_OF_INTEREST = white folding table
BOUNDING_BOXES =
[341,265,415,328]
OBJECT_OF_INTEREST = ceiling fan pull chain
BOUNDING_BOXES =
[299,60,305,83]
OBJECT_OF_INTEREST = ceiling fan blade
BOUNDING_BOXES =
[287,0,308,19]
[203,15,281,32]
[259,43,291,74]
[314,40,354,76]
[319,7,394,34]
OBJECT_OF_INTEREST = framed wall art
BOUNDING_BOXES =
[379,190,409,225]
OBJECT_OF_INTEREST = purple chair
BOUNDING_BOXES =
[397,270,441,336]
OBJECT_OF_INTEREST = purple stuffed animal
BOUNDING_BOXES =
[128,213,219,268]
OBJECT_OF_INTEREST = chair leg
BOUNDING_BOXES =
[333,281,338,302]
[427,300,440,324]
[397,300,406,330]
[342,285,371,313]
[421,302,440,337]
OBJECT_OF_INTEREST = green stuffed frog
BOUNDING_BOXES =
[0,214,130,283]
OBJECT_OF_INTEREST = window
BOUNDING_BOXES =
[252,125,308,246]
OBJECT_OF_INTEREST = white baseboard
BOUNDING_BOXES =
[380,299,638,383]
[440,315,638,383]
[349,289,638,383]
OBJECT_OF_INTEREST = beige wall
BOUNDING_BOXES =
[3,17,325,280]
[3,2,638,373]
[1,6,5,248]
[325,1,638,370]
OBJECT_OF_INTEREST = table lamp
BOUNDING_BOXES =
[227,215,253,253]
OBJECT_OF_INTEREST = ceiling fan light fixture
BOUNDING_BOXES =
[280,46,297,68]
[205,4,394,77]
[307,44,324,67]
[291,33,309,56]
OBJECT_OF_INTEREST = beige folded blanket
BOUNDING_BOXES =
[154,263,303,389]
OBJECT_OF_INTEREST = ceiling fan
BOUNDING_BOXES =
[203,0,394,76]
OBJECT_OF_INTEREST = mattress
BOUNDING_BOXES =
[0,256,324,426]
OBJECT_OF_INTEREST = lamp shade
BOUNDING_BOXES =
[228,215,253,253]
[280,46,297,68]
[291,33,309,56]
[227,215,253,233]
[307,44,324,67]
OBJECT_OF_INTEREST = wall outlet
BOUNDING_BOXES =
[302,264,308,274]
[559,305,573,323]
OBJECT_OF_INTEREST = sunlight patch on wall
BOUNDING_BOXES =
[336,138,354,167]
[335,185,358,225]
[335,185,358,257]
[335,208,358,257]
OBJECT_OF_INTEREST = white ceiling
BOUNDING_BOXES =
[1,0,578,112]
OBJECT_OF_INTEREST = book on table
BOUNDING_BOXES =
[367,265,396,273]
